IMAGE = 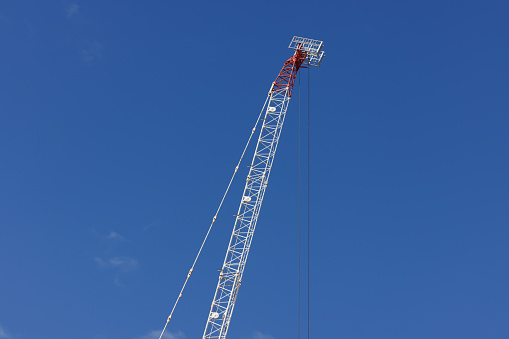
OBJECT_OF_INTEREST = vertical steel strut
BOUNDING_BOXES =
[202,37,324,339]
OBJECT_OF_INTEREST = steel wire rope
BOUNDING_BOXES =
[297,70,301,339]
[158,95,271,339]
[298,66,311,339]
[307,65,310,339]
[298,65,310,339]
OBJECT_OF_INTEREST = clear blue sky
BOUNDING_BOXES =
[1,1,508,339]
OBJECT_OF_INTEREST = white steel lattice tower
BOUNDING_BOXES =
[202,37,325,339]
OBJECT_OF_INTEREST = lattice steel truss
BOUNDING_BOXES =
[202,37,324,339]
[289,36,325,67]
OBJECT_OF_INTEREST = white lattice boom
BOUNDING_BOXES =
[202,36,325,339]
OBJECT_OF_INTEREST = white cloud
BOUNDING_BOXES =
[0,325,11,339]
[81,42,102,63]
[249,332,274,339]
[67,3,79,18]
[142,220,161,232]
[109,257,138,270]
[94,257,139,271]
[135,330,185,339]
[107,231,125,241]
[94,257,107,267]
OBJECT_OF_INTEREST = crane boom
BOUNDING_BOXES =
[202,37,324,339]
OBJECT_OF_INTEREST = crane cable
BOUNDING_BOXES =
[298,66,311,339]
[298,70,301,339]
[307,65,311,339]
[158,95,271,339]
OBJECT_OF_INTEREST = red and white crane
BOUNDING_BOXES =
[159,36,324,339]
[203,37,324,339]
[203,36,324,339]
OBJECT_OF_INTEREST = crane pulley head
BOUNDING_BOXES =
[270,36,325,97]
[288,36,325,67]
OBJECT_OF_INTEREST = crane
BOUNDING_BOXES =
[202,36,325,339]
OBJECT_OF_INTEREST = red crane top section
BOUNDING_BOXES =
[271,48,307,97]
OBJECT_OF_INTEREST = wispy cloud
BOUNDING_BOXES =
[142,220,161,232]
[0,325,11,339]
[106,231,125,241]
[94,257,139,272]
[81,42,102,64]
[66,3,79,18]
[135,330,185,339]
[248,332,274,339]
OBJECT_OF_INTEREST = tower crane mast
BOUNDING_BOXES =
[202,36,325,339]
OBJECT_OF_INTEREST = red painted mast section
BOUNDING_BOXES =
[271,47,307,97]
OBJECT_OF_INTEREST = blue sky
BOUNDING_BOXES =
[1,1,508,338]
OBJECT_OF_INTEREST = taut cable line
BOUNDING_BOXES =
[157,96,270,339]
